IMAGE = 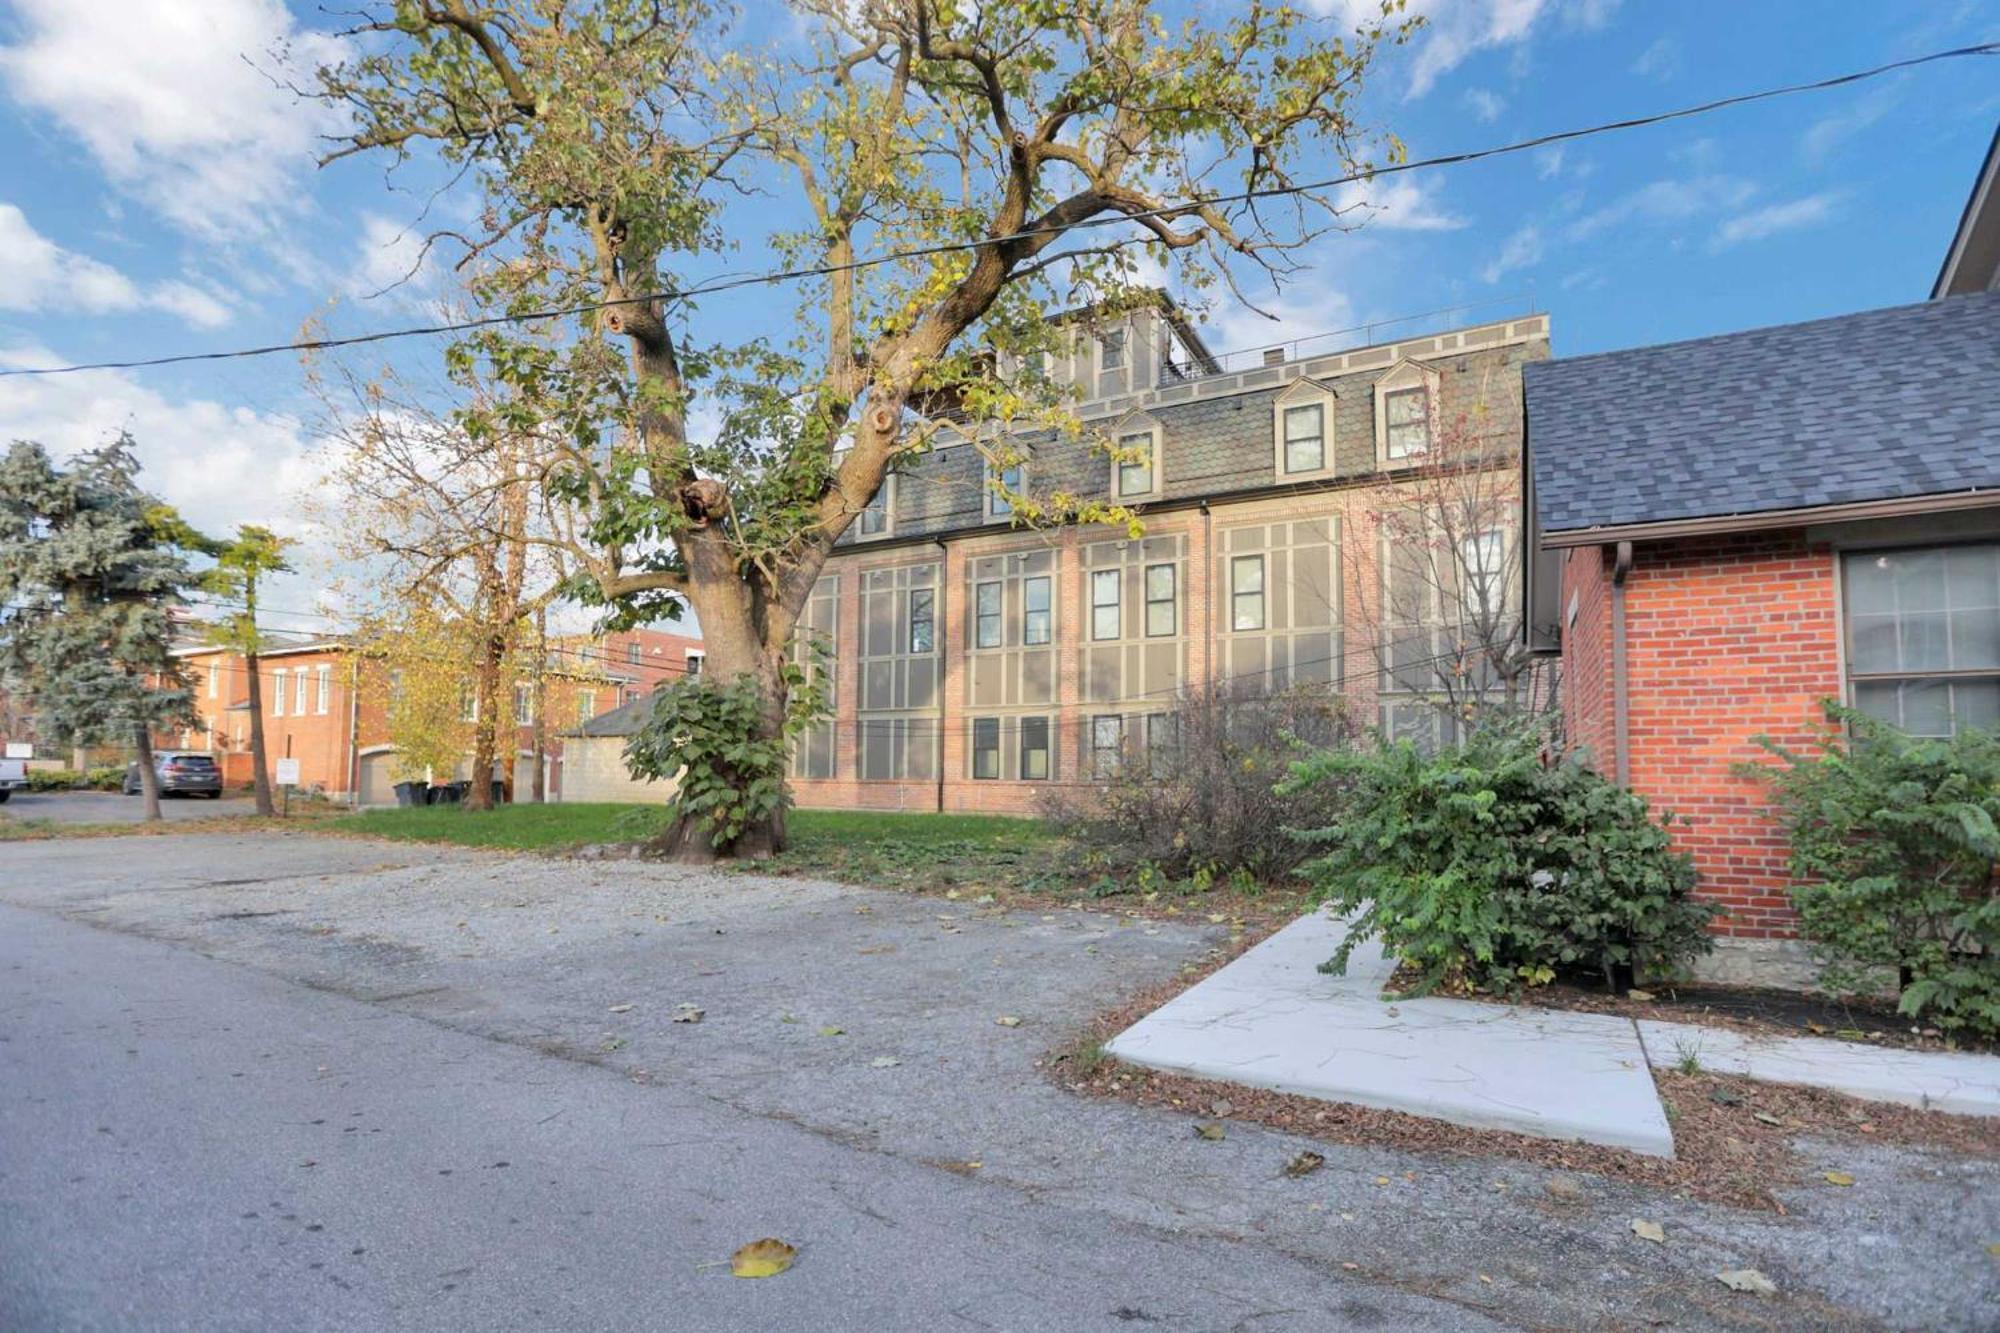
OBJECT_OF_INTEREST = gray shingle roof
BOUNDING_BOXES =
[570,691,653,738]
[1526,290,2000,537]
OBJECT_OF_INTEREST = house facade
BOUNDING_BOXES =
[792,300,1553,814]
[169,623,702,802]
[1528,288,2000,984]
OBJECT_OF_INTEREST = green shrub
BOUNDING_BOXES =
[83,765,125,791]
[1748,705,2000,1038]
[25,767,81,791]
[1285,723,1715,995]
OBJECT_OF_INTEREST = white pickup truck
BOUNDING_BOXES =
[0,756,25,803]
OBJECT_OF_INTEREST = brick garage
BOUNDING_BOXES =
[1531,289,2000,986]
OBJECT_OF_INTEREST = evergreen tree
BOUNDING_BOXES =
[0,435,198,821]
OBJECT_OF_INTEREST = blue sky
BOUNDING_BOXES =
[0,0,1995,626]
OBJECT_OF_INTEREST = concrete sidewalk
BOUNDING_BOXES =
[1107,910,2000,1159]
[1106,910,1675,1155]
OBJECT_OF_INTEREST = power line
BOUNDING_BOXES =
[4,41,1991,382]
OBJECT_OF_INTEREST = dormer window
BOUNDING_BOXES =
[1385,387,1430,459]
[859,474,892,537]
[1283,404,1325,474]
[1098,329,1126,372]
[1272,378,1336,480]
[987,458,1023,519]
[1111,423,1161,501]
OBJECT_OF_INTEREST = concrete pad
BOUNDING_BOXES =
[1106,910,1676,1158]
[1637,1019,2000,1118]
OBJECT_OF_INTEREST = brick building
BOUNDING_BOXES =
[169,624,702,802]
[792,299,1553,814]
[1528,288,2000,984]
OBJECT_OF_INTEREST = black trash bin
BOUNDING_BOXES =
[392,780,420,808]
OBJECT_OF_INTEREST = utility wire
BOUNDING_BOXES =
[4,41,1991,381]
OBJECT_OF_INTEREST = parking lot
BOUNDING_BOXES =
[0,790,259,824]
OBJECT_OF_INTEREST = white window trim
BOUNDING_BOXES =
[1107,416,1163,502]
[270,669,286,715]
[985,455,1026,523]
[1373,359,1442,468]
[1272,379,1337,481]
[1096,327,1128,378]
[683,650,705,677]
[858,471,895,540]
[294,667,311,716]
[207,663,218,698]
[315,665,331,715]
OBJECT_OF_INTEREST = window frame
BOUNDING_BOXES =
[683,651,704,678]
[1111,425,1162,501]
[970,716,1001,780]
[1097,328,1127,373]
[986,458,1024,520]
[1090,714,1125,778]
[1841,540,2000,738]
[858,471,893,538]
[1019,715,1051,781]
[1383,385,1431,461]
[295,668,310,716]
[973,580,1003,649]
[1090,568,1122,642]
[576,690,597,724]
[908,587,936,655]
[1230,554,1267,632]
[315,665,332,715]
[1144,562,1177,638]
[270,669,285,715]
[1022,575,1052,646]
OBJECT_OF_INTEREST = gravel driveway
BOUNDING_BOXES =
[2,830,1994,1331]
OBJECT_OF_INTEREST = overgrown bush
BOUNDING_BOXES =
[1286,722,1715,995]
[1039,683,1361,889]
[1749,705,2000,1038]
[22,766,121,791]
[624,662,828,857]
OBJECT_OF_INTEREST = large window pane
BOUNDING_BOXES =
[1023,575,1051,646]
[1145,563,1176,638]
[1231,555,1265,631]
[1385,387,1430,458]
[972,717,1000,779]
[909,589,934,654]
[1283,404,1324,474]
[975,581,1002,649]
[1020,716,1050,780]
[1845,542,2000,737]
[1092,569,1121,641]
[1117,431,1154,497]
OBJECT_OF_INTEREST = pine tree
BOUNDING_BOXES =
[0,435,198,821]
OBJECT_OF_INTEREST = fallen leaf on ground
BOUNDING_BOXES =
[1373,1176,1391,1186]
[1282,1150,1325,1178]
[1986,1242,2000,1260]
[1544,1175,1585,1204]
[869,1056,900,1069]
[995,1015,1022,1028]
[1627,989,1655,1001]
[1753,1111,1783,1126]
[1716,1268,1776,1295]
[730,1238,797,1279]
[673,1004,704,1024]
[607,1004,634,1014]
[1631,1219,1665,1244]
[1823,1171,1855,1187]
[1194,1122,1226,1141]
[818,1025,845,1037]
[1210,1099,1233,1116]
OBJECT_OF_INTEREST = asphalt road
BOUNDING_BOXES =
[1,789,257,824]
[0,901,1489,1333]
[2,832,1994,1332]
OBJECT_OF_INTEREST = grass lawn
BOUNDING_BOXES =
[329,801,1306,925]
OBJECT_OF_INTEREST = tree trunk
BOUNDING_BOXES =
[531,609,547,803]
[133,724,162,823]
[245,648,275,817]
[464,631,505,811]
[643,606,792,864]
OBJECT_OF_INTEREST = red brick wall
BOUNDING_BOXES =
[1558,543,1615,771]
[1562,530,1841,938]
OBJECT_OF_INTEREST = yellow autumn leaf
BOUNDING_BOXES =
[730,1238,798,1279]
[1823,1171,1855,1187]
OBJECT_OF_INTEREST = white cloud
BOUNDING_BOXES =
[1801,86,1898,164]
[1304,0,1554,98]
[0,343,317,545]
[1630,36,1679,81]
[1461,88,1506,122]
[347,213,435,301]
[1333,177,1466,232]
[1566,175,1758,241]
[1711,193,1841,249]
[0,204,231,328]
[1481,224,1543,284]
[1534,147,1567,180]
[1199,276,1362,368]
[0,0,344,239]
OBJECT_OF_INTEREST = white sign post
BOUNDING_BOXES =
[275,757,301,816]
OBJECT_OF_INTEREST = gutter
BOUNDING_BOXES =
[1611,540,1633,786]
[1542,487,1999,549]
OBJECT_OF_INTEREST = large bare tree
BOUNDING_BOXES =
[316,0,1406,858]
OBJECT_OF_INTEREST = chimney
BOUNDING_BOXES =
[1262,347,1287,367]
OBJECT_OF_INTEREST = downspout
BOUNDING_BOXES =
[934,535,949,814]
[1610,540,1634,785]
[1199,498,1213,691]
[347,652,362,809]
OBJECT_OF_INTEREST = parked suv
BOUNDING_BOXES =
[123,751,224,799]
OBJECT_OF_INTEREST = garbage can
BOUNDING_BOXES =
[393,780,420,808]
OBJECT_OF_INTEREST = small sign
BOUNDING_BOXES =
[275,757,302,787]
[4,742,30,760]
